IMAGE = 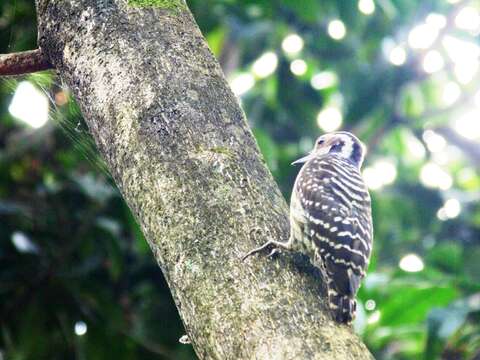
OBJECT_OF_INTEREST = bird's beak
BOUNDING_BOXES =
[291,152,315,165]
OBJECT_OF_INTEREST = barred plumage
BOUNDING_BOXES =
[243,131,373,324]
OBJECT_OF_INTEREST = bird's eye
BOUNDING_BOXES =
[330,142,343,152]
[317,139,325,145]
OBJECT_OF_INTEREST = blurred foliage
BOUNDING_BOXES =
[1,0,480,359]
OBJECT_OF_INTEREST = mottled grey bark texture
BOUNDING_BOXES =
[35,1,373,359]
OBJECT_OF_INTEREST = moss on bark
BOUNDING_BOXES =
[127,0,186,10]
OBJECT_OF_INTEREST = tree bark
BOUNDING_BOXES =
[35,1,373,358]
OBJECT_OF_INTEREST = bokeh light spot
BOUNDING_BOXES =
[310,71,338,90]
[9,81,49,129]
[252,52,278,78]
[399,254,424,272]
[422,50,444,73]
[441,82,461,106]
[290,59,308,76]
[408,23,438,49]
[420,162,453,190]
[455,6,480,32]
[437,198,461,221]
[282,34,304,54]
[423,130,446,153]
[358,0,375,15]
[74,321,87,336]
[363,159,397,190]
[328,20,346,40]
[317,107,342,132]
[454,109,480,140]
[426,13,447,29]
[367,310,381,324]
[365,299,376,311]
[230,73,255,96]
[389,46,407,66]
[11,232,39,254]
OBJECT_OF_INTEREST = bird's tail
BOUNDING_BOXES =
[328,288,356,324]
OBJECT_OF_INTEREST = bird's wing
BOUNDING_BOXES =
[295,160,372,295]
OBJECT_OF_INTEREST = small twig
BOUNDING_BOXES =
[0,49,53,76]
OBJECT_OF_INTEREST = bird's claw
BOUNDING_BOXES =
[241,240,275,262]
[266,248,280,258]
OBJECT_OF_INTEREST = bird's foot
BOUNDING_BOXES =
[241,239,290,261]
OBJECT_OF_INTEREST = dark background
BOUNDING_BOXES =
[1,0,479,359]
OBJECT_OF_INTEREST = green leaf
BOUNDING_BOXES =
[206,26,227,57]
[427,242,463,274]
[378,285,457,327]
[282,0,324,22]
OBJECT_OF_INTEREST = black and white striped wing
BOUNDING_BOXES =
[295,157,373,296]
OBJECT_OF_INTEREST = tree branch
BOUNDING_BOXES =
[434,126,480,168]
[0,49,53,76]
[35,1,373,358]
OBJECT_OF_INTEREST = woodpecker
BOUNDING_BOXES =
[243,131,373,324]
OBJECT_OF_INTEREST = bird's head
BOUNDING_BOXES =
[292,131,366,168]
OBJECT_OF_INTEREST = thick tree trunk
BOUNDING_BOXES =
[35,1,373,358]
